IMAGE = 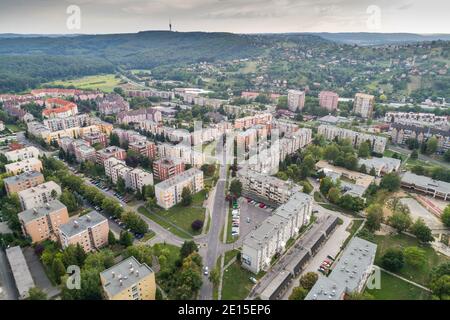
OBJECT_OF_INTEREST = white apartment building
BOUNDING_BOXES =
[318,125,387,154]
[157,143,205,167]
[4,146,40,162]
[237,167,302,206]
[287,90,305,112]
[43,114,89,132]
[104,157,153,191]
[18,181,62,210]
[242,192,313,273]
[384,112,449,129]
[353,93,375,118]
[127,168,154,192]
[155,168,204,210]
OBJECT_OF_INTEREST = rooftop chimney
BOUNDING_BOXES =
[73,220,79,228]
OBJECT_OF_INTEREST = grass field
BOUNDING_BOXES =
[138,191,207,238]
[221,261,255,300]
[152,243,180,266]
[373,233,449,286]
[365,270,431,300]
[45,74,122,93]
[224,249,240,266]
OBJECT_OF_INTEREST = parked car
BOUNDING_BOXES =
[246,217,251,223]
[204,266,209,276]
[249,277,257,284]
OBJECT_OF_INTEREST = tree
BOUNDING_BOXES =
[117,177,126,194]
[50,189,58,200]
[380,173,401,192]
[191,219,204,231]
[327,187,341,204]
[108,230,116,245]
[299,272,318,290]
[358,142,371,158]
[366,204,383,232]
[52,258,66,284]
[229,179,242,198]
[289,286,308,300]
[369,167,377,176]
[59,189,80,213]
[180,241,198,259]
[403,246,427,269]
[359,164,367,174]
[444,150,450,163]
[28,287,47,300]
[442,205,450,228]
[425,136,438,155]
[209,267,220,287]
[430,262,450,300]
[110,133,120,147]
[324,144,340,162]
[337,195,365,212]
[410,149,419,160]
[410,219,434,243]
[119,231,133,247]
[319,177,334,195]
[388,211,412,233]
[124,244,153,266]
[381,248,404,272]
[181,186,193,206]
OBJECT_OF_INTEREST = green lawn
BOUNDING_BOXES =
[139,191,207,238]
[224,249,240,266]
[5,123,23,133]
[373,233,449,286]
[221,261,255,300]
[44,74,122,93]
[365,270,431,300]
[152,243,180,266]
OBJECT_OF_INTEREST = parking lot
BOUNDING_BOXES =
[400,197,445,231]
[236,197,273,240]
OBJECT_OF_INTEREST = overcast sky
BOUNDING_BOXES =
[0,0,449,34]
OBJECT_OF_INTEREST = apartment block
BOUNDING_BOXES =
[98,94,130,115]
[236,128,258,153]
[43,98,78,118]
[112,128,147,145]
[157,143,205,167]
[237,167,302,207]
[287,90,305,112]
[5,158,43,175]
[4,146,40,162]
[129,140,157,159]
[136,120,165,136]
[234,113,273,130]
[242,192,313,273]
[153,157,185,181]
[18,181,62,210]
[59,211,109,253]
[318,91,339,111]
[126,88,174,100]
[18,200,69,243]
[96,146,127,165]
[4,171,45,195]
[100,256,156,300]
[126,168,154,192]
[318,125,387,154]
[82,131,108,148]
[389,123,450,152]
[384,112,449,129]
[116,107,162,125]
[353,93,375,118]
[358,157,401,176]
[104,157,153,191]
[155,168,204,209]
[43,114,89,132]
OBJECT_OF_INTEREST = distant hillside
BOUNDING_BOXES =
[308,33,450,45]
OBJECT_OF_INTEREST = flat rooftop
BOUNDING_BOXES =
[60,210,106,237]
[402,171,450,194]
[4,170,43,185]
[100,256,153,297]
[155,168,202,190]
[5,246,35,299]
[18,199,66,224]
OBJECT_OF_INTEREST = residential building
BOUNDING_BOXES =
[389,123,450,152]
[318,125,387,154]
[82,131,108,148]
[287,90,305,112]
[59,211,109,253]
[0,120,5,131]
[237,167,302,207]
[241,192,313,273]
[153,157,185,181]
[43,114,89,132]
[5,158,43,175]
[18,200,69,243]
[129,140,157,159]
[318,91,339,111]
[100,256,156,300]
[4,146,40,162]
[384,112,449,130]
[31,88,82,97]
[317,115,351,125]
[353,93,375,118]
[305,237,377,300]
[104,157,153,191]
[98,94,130,115]
[155,168,204,209]
[5,246,35,300]
[234,113,273,130]
[117,107,162,125]
[236,128,258,153]
[74,143,97,163]
[126,88,174,100]
[401,172,450,201]
[112,128,147,145]
[18,181,62,210]
[358,157,401,176]
[43,98,78,118]
[4,171,45,195]
[96,146,126,165]
[157,143,205,167]
[241,91,280,102]
[126,168,154,191]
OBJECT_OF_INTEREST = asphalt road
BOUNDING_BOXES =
[198,138,228,300]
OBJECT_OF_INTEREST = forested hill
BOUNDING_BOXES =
[308,33,450,45]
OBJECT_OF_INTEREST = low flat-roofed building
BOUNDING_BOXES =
[5,246,35,300]
[358,157,401,176]
[305,237,377,300]
[5,158,43,175]
[18,181,62,210]
[18,200,69,243]
[100,256,156,300]
[4,171,45,195]
[4,146,40,162]
[59,211,109,252]
[401,172,450,201]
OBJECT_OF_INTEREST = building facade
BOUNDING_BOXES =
[287,90,305,112]
[18,181,62,210]
[153,157,185,181]
[318,91,339,111]
[4,171,45,195]
[353,93,375,118]
[5,158,43,175]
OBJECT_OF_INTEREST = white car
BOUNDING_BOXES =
[204,266,209,275]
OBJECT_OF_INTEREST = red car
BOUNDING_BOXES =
[259,203,265,208]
